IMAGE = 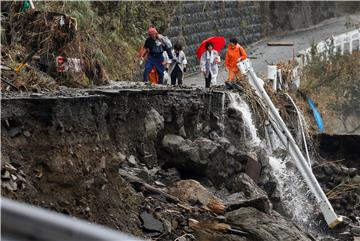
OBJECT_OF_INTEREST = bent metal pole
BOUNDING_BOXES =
[238,59,342,228]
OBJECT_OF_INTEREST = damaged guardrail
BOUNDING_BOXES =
[238,59,343,228]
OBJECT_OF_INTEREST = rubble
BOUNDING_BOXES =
[10,10,77,55]
[1,7,109,92]
[1,87,358,241]
[313,162,360,221]
[1,162,27,193]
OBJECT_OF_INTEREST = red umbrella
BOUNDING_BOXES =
[196,36,226,60]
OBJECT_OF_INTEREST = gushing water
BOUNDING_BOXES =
[226,91,317,227]
[268,154,317,225]
[266,120,318,227]
[227,92,261,147]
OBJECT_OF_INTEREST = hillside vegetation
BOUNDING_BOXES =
[1,1,176,85]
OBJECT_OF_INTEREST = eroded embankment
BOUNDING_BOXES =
[1,89,359,240]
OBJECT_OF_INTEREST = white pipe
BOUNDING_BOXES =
[285,93,311,167]
[29,0,35,9]
[240,59,342,228]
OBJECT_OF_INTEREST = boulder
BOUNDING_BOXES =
[226,146,256,167]
[139,211,164,233]
[225,207,313,241]
[223,150,258,192]
[225,173,272,213]
[244,153,261,182]
[168,179,222,206]
[162,134,186,153]
[161,135,204,172]
[193,137,220,161]
[145,108,164,138]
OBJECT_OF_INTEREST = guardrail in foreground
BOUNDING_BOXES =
[1,197,143,241]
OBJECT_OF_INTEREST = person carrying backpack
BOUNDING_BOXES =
[143,27,173,84]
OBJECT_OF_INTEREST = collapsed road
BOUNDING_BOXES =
[1,3,360,241]
[2,83,360,240]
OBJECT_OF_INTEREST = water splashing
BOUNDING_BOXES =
[266,116,318,227]
[226,91,317,227]
[268,154,317,224]
[227,92,261,147]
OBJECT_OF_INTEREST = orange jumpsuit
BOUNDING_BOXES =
[225,44,247,81]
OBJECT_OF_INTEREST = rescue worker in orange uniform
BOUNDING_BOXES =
[225,38,247,87]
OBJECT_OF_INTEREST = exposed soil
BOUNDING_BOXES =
[2,88,360,240]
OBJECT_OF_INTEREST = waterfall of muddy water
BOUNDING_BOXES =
[227,92,261,147]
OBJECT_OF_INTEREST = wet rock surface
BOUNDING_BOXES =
[225,173,272,214]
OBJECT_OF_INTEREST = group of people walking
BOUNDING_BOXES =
[141,27,247,88]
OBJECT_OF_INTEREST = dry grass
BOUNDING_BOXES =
[300,51,360,108]
[326,180,360,200]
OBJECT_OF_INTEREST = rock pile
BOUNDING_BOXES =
[313,162,360,221]
[1,161,27,193]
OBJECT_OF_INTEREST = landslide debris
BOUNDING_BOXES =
[1,1,177,92]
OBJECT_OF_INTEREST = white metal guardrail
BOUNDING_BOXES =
[1,197,143,241]
[297,29,360,67]
[269,29,360,90]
